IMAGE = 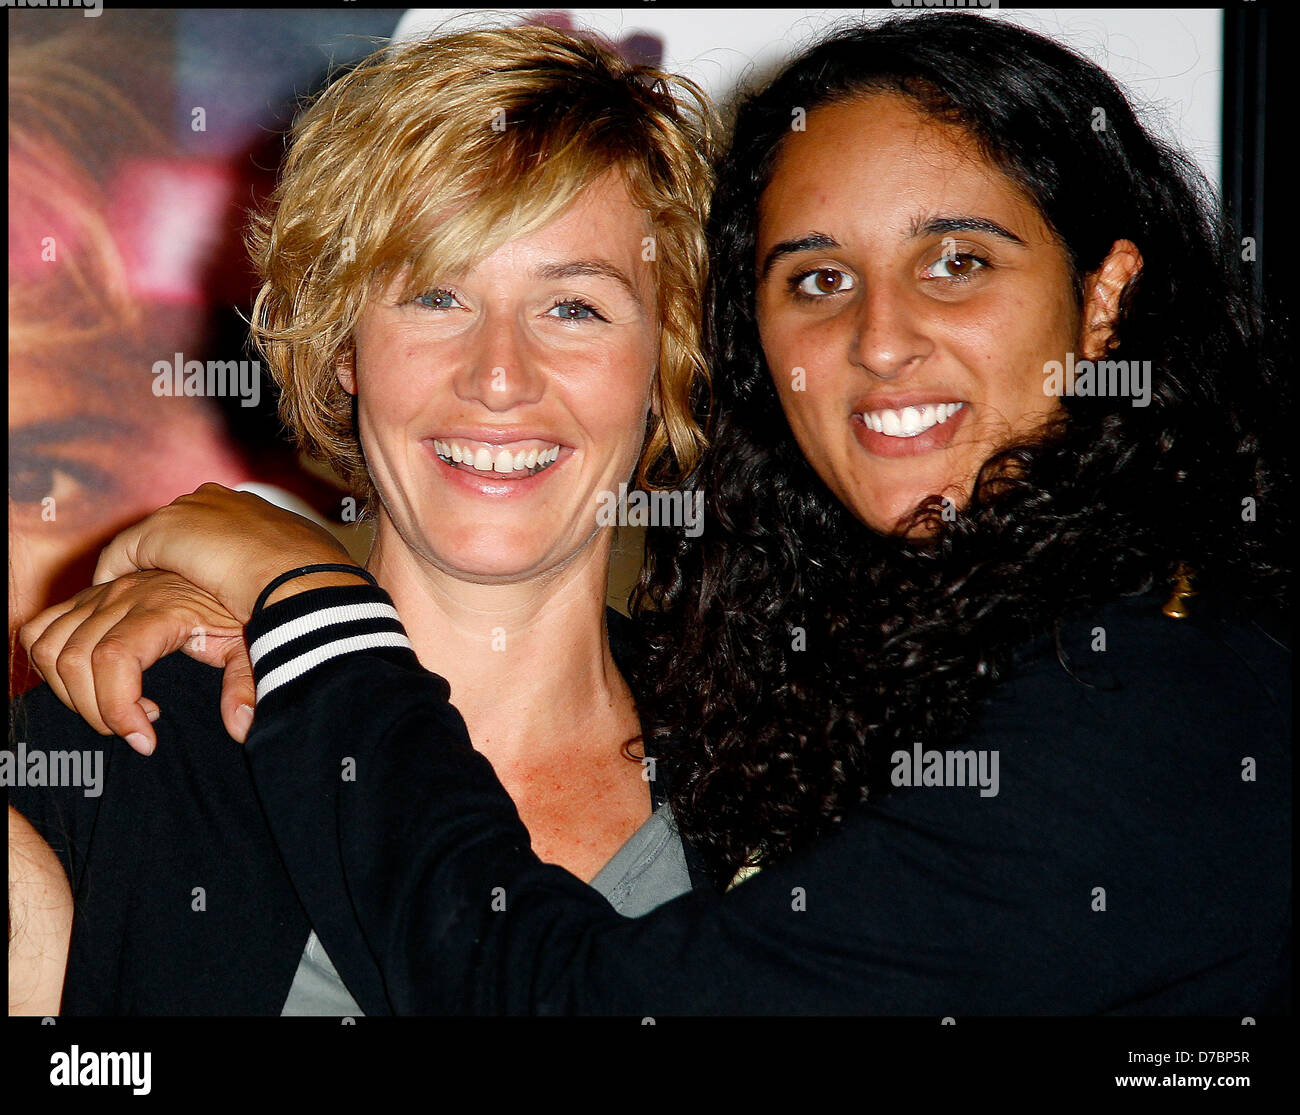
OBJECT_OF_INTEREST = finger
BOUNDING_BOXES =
[219,644,257,744]
[182,625,247,669]
[90,607,207,752]
[17,594,84,664]
[49,593,153,736]
[93,513,156,584]
[25,599,107,726]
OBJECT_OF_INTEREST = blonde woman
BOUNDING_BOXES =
[11,25,714,1015]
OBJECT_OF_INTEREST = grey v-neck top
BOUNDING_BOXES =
[280,606,689,1015]
[281,801,691,1015]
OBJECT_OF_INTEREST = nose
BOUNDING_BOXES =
[850,280,932,380]
[453,311,546,411]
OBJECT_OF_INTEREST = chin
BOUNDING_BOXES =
[843,483,937,536]
[424,526,559,581]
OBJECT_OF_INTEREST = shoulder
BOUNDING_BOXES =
[962,588,1291,817]
[11,650,224,742]
[995,589,1290,740]
[8,653,230,869]
[844,590,1290,1011]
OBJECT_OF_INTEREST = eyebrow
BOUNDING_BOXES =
[9,416,141,452]
[760,233,840,280]
[911,215,1026,245]
[534,259,643,306]
[759,218,1028,281]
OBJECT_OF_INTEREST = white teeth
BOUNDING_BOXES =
[434,439,563,474]
[860,401,963,438]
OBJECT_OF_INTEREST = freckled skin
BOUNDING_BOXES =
[756,95,1090,534]
[341,171,661,881]
[347,170,660,585]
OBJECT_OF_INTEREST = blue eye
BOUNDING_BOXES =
[415,289,462,310]
[547,299,604,322]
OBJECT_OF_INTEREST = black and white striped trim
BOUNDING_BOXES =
[247,584,414,702]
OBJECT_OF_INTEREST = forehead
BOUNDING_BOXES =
[505,169,652,258]
[759,94,1039,240]
[391,165,656,293]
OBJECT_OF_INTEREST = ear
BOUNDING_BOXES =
[336,348,357,395]
[1079,239,1143,360]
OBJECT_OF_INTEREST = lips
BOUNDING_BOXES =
[422,433,571,495]
[859,401,964,438]
[433,438,561,477]
[851,399,968,458]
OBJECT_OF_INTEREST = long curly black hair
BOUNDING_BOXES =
[629,13,1291,887]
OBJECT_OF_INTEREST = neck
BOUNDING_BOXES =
[364,519,632,766]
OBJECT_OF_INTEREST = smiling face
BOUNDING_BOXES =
[344,169,659,582]
[756,94,1086,535]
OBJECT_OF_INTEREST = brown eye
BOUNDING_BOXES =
[928,251,988,283]
[795,267,855,297]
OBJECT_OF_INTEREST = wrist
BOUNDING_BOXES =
[245,577,415,708]
[249,561,375,618]
[264,570,373,608]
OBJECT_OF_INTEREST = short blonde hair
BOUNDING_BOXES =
[248,26,716,504]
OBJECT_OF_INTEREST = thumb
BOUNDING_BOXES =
[219,643,257,744]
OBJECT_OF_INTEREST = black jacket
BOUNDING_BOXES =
[7,606,670,1014]
[235,582,1291,1015]
[9,654,310,1014]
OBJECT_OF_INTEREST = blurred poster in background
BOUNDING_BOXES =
[7,7,1224,693]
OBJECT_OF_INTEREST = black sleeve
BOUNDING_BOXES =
[8,680,113,896]
[8,656,312,1015]
[244,584,1291,1015]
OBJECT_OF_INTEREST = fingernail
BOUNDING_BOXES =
[125,732,154,756]
[145,707,160,723]
[234,704,254,736]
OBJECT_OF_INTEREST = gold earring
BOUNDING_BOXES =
[1161,562,1196,619]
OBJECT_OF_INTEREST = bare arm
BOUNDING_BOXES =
[8,805,73,1017]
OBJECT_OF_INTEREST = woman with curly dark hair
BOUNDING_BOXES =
[24,14,1290,1013]
[631,11,1291,891]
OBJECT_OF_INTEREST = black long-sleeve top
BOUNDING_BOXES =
[6,603,675,1014]
[238,581,1291,1015]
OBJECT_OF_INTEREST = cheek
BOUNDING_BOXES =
[947,289,1075,414]
[586,363,656,460]
[356,351,437,429]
